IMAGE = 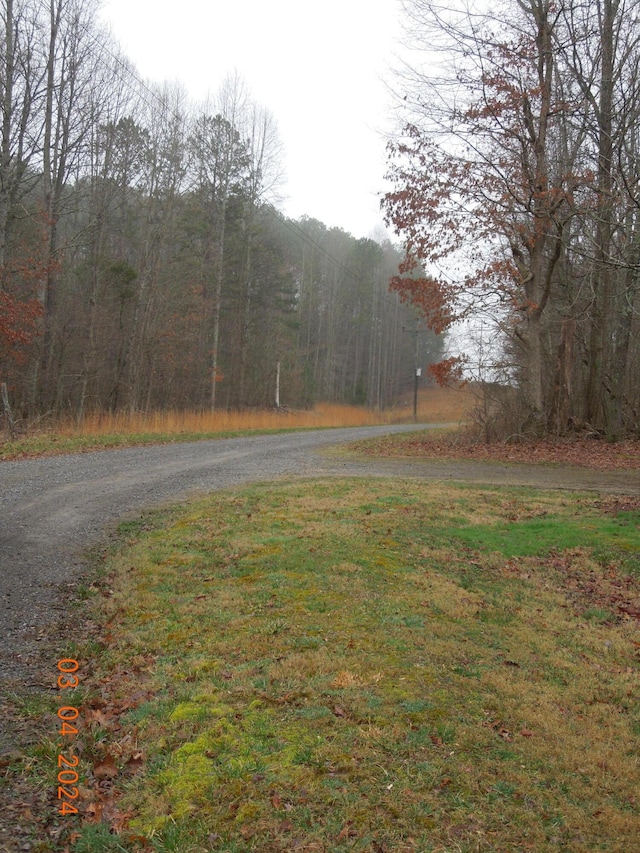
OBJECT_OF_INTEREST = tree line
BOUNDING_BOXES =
[384,0,640,438]
[0,0,442,420]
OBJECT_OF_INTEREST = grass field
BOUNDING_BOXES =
[45,477,640,853]
[0,388,472,460]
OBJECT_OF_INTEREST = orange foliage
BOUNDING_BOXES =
[428,356,468,388]
[389,274,457,335]
[0,290,42,366]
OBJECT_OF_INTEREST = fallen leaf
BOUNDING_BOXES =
[86,708,111,727]
[125,754,144,774]
[337,821,356,840]
[0,751,22,768]
[93,754,119,778]
[85,802,104,823]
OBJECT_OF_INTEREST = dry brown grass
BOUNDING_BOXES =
[64,388,471,437]
[1,387,473,460]
[395,384,472,425]
[46,388,472,436]
[61,402,390,436]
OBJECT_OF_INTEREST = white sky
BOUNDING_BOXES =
[98,0,404,239]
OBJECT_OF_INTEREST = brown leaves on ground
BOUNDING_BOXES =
[502,548,640,626]
[370,435,640,470]
[50,684,153,851]
[545,549,640,623]
[596,495,640,514]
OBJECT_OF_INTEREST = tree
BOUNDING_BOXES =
[0,0,46,272]
[189,98,249,409]
[38,0,116,410]
[384,0,640,436]
[561,0,640,433]
[235,100,284,405]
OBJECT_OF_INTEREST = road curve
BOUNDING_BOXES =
[2,423,639,684]
[0,425,433,681]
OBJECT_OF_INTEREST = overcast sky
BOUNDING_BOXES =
[98,0,404,240]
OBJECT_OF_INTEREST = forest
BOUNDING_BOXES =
[0,0,442,420]
[385,0,640,439]
[7,0,639,440]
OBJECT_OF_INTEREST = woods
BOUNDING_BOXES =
[0,0,440,421]
[7,0,637,438]
[384,0,640,438]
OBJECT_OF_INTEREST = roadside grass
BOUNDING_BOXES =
[0,388,472,460]
[60,478,640,852]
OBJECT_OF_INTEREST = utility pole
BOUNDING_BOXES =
[403,318,422,422]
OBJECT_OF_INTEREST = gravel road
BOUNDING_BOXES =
[2,422,639,687]
[1,423,639,849]
[1,425,438,684]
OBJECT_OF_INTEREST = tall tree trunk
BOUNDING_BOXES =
[210,206,227,411]
[585,0,616,430]
[39,0,62,405]
[0,0,14,275]
[238,205,254,406]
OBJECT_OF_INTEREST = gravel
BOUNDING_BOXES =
[3,422,639,685]
[0,425,432,685]
[1,423,638,848]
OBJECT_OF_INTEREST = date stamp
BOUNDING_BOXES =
[56,658,80,815]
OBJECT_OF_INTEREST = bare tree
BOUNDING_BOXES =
[384,0,640,436]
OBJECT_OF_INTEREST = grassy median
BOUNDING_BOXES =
[53,477,640,853]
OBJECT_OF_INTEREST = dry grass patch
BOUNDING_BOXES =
[67,479,639,853]
[0,388,471,460]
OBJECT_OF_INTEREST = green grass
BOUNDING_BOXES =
[57,479,639,852]
[449,511,640,562]
[398,487,640,572]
